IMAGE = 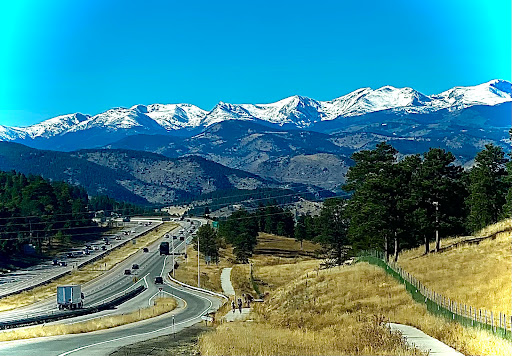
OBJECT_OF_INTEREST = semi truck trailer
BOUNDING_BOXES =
[57,285,84,310]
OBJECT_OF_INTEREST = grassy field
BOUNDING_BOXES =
[231,233,320,297]
[0,222,177,312]
[0,297,177,342]
[201,261,512,355]
[398,219,511,315]
[172,244,235,293]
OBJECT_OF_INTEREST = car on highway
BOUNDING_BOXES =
[101,246,107,250]
[132,264,139,269]
[154,276,163,284]
[59,261,67,266]
[115,236,122,240]
[66,253,73,258]
[124,269,131,275]
[143,247,149,253]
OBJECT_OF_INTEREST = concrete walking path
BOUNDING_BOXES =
[220,267,252,322]
[388,323,464,356]
[224,307,251,322]
[221,267,235,296]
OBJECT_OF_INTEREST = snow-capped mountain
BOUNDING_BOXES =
[1,79,510,148]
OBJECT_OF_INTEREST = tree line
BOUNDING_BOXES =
[0,171,91,254]
[212,140,511,264]
[0,170,162,256]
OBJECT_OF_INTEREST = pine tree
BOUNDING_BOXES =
[467,144,508,232]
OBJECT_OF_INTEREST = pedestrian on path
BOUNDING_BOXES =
[231,300,236,313]
[237,298,242,313]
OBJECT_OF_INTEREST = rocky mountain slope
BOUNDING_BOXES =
[0,142,279,205]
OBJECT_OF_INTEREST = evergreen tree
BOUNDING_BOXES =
[344,142,398,260]
[467,144,509,232]
[316,198,348,265]
[195,225,219,263]
[411,148,466,252]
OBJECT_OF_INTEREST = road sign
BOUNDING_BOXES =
[212,221,219,228]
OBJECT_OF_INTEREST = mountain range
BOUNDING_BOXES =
[0,80,509,204]
[1,80,510,151]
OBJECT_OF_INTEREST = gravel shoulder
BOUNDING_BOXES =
[109,324,209,356]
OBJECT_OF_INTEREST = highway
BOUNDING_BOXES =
[0,220,160,299]
[0,220,170,322]
[0,217,224,356]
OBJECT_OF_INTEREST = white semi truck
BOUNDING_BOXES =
[57,285,84,310]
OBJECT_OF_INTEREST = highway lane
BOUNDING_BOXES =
[0,220,185,323]
[0,220,224,356]
[0,221,160,299]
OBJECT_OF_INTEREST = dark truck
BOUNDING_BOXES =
[159,241,169,255]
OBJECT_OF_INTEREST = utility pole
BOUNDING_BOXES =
[197,232,200,288]
[171,239,175,278]
[433,201,440,252]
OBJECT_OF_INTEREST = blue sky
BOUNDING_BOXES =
[0,0,510,126]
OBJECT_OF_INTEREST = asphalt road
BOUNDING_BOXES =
[0,218,223,356]
[0,220,176,323]
[0,221,159,299]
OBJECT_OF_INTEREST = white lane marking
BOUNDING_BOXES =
[57,291,212,356]
[147,289,176,306]
[89,272,149,307]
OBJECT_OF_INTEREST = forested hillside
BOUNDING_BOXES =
[0,171,91,255]
[216,138,512,265]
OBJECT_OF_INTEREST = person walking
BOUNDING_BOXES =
[231,300,236,313]
[237,298,243,313]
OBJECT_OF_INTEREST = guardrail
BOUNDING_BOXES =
[358,250,511,341]
[0,285,146,330]
[0,222,163,299]
[167,274,228,300]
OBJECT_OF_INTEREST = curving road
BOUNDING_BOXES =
[0,218,224,356]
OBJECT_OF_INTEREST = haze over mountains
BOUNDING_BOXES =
[0,80,510,205]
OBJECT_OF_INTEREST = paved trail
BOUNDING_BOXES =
[388,323,464,356]
[220,268,235,296]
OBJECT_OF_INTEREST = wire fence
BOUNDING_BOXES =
[357,250,512,341]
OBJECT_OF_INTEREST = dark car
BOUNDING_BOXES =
[66,253,73,258]
[101,245,107,250]
[143,247,149,253]
[132,264,139,269]
[154,276,163,284]
[179,235,184,241]
[124,269,131,275]
[59,261,67,266]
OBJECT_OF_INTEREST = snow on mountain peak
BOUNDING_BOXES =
[0,80,509,142]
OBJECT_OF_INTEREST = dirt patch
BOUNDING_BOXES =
[109,324,209,356]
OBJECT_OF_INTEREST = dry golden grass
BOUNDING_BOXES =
[201,262,512,356]
[398,226,511,315]
[477,218,512,237]
[255,233,319,255]
[230,233,321,297]
[0,297,177,341]
[0,223,176,312]
[172,246,234,293]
